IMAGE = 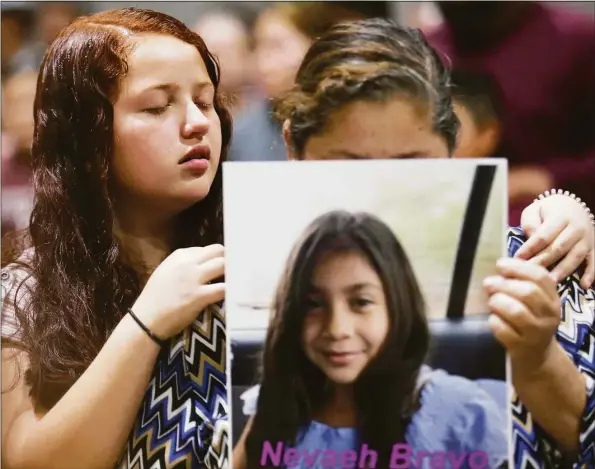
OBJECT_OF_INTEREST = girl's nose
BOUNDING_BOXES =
[182,102,210,139]
[325,304,354,339]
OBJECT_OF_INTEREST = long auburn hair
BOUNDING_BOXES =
[245,211,430,469]
[1,8,232,410]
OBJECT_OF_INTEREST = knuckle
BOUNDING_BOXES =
[549,300,560,316]
[519,286,536,302]
[525,307,540,325]
[534,234,549,247]
[511,302,526,318]
[543,277,557,293]
[576,245,590,258]
[535,267,550,283]
[487,293,502,309]
[552,243,568,258]
[173,247,193,260]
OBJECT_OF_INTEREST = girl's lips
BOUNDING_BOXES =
[322,351,361,366]
[179,144,211,164]
[180,158,209,174]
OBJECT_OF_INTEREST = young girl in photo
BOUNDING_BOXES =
[2,8,229,469]
[269,18,595,467]
[233,210,509,469]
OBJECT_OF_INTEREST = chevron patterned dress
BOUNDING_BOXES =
[117,303,229,469]
[1,256,229,469]
[508,227,595,469]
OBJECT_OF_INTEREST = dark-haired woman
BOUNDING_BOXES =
[2,8,229,469]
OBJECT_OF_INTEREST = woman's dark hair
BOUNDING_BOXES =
[1,7,232,409]
[245,210,430,469]
[274,18,459,157]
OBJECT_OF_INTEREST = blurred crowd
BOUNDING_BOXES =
[2,1,594,237]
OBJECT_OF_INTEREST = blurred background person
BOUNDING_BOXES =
[8,2,83,74]
[400,1,443,32]
[2,2,83,239]
[2,70,38,237]
[193,9,256,116]
[1,5,34,76]
[425,1,595,225]
[227,2,385,162]
[450,69,502,159]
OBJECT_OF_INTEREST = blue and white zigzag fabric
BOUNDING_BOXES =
[117,304,228,469]
[508,227,595,469]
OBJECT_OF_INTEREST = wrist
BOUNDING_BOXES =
[127,308,167,348]
[511,339,559,381]
[119,313,163,352]
[130,300,169,341]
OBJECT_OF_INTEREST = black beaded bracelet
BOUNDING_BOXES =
[127,308,167,347]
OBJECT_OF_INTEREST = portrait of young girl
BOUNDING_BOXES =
[231,209,508,469]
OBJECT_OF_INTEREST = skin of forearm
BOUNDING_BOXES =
[512,341,586,456]
[4,314,161,469]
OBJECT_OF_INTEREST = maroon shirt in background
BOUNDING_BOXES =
[427,4,595,225]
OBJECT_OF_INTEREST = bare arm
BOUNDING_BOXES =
[1,245,225,469]
[2,314,160,469]
[485,257,588,457]
[232,416,253,469]
[512,341,586,456]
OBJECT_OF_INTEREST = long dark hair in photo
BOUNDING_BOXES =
[1,8,232,409]
[245,210,430,469]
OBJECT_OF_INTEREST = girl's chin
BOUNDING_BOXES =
[172,186,213,207]
[322,368,362,385]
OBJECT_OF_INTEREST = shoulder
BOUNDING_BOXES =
[417,370,508,449]
[412,370,509,467]
[421,369,506,415]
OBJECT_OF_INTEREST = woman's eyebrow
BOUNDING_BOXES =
[138,81,213,94]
